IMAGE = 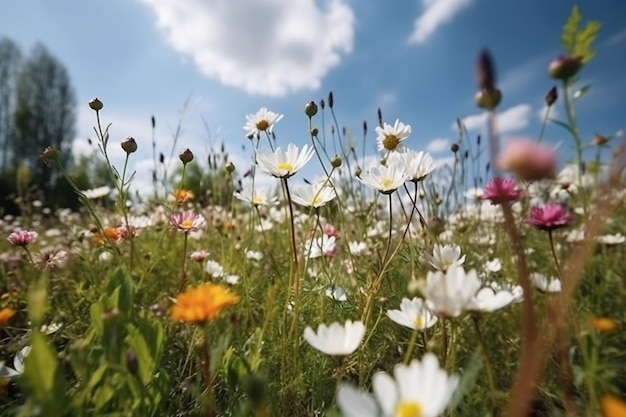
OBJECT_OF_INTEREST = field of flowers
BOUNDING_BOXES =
[1,7,625,417]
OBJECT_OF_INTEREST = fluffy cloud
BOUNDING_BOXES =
[139,0,354,96]
[408,0,472,44]
[426,137,449,153]
[456,104,533,134]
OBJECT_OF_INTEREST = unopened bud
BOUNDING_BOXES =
[592,134,608,147]
[331,155,342,168]
[475,88,502,110]
[42,146,60,161]
[305,101,318,117]
[450,143,459,153]
[320,99,325,110]
[225,162,235,173]
[327,91,334,108]
[545,86,558,106]
[179,148,194,164]
[310,127,319,137]
[548,55,582,80]
[159,152,165,164]
[89,97,103,111]
[121,137,137,153]
[476,49,496,91]
[355,167,362,177]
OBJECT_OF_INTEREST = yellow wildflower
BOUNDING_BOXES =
[171,284,239,324]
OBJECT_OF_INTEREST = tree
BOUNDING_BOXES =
[11,43,76,193]
[0,37,22,170]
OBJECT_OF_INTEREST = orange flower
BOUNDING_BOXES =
[172,189,195,204]
[93,227,121,245]
[0,307,15,326]
[171,283,239,324]
[601,394,626,417]
[591,317,618,333]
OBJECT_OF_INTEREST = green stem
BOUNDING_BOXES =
[473,315,497,410]
[537,105,551,144]
[562,79,587,215]
[403,327,419,365]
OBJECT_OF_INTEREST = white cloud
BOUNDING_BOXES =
[455,104,533,134]
[408,0,472,45]
[139,0,355,96]
[537,104,558,121]
[72,138,96,160]
[425,137,449,153]
[606,26,626,46]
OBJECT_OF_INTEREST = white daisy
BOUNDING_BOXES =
[358,164,408,194]
[596,233,625,245]
[422,266,482,318]
[256,143,314,179]
[386,148,435,182]
[233,184,279,206]
[375,119,411,152]
[303,235,337,259]
[290,182,337,208]
[205,260,225,278]
[531,273,561,293]
[303,320,365,356]
[326,285,348,302]
[337,353,459,417]
[386,297,438,330]
[243,107,284,138]
[348,241,368,256]
[467,287,515,313]
[422,244,466,272]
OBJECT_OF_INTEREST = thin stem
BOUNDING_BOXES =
[472,316,497,412]
[179,232,189,290]
[537,105,551,144]
[201,333,215,417]
[548,231,562,277]
[562,80,587,215]
[403,328,419,365]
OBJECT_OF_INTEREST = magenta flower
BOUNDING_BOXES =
[482,177,524,205]
[7,230,38,246]
[525,203,572,231]
[170,210,206,232]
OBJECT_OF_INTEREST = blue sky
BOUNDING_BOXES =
[1,0,625,191]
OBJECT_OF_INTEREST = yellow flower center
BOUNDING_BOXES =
[312,195,322,205]
[383,134,400,150]
[277,162,294,172]
[256,120,270,131]
[382,177,395,189]
[252,195,263,206]
[181,219,194,229]
[413,316,425,329]
[395,401,423,417]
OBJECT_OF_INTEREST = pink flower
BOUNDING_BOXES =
[170,210,206,232]
[525,203,572,231]
[7,230,38,246]
[482,177,524,205]
[497,138,556,182]
[324,224,339,238]
[190,250,210,262]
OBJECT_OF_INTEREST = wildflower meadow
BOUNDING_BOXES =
[1,6,625,417]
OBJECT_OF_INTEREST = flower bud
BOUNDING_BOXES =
[545,86,558,106]
[179,148,194,164]
[592,134,608,147]
[225,162,235,173]
[331,155,342,168]
[121,137,137,153]
[548,55,582,80]
[89,97,103,111]
[450,143,459,153]
[475,88,502,110]
[305,101,318,117]
[497,138,556,182]
[476,49,496,91]
[327,91,334,108]
[354,167,362,177]
[310,127,319,136]
[42,146,60,161]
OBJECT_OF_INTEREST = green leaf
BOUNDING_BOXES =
[561,5,581,54]
[18,331,67,417]
[125,318,164,385]
[27,275,49,327]
[448,351,484,410]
